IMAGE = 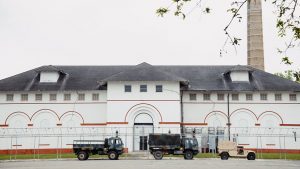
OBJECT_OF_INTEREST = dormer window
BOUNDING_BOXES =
[226,65,252,83]
[230,71,249,82]
[40,71,60,83]
[36,65,64,83]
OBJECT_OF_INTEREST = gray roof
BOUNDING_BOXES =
[100,62,188,83]
[0,63,300,92]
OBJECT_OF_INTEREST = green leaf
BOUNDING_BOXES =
[156,8,169,17]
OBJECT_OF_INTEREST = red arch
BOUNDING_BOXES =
[4,111,31,125]
[124,103,163,122]
[258,111,284,124]
[230,108,258,120]
[60,111,84,123]
[30,109,60,121]
[204,111,228,123]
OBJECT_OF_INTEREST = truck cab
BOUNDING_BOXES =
[181,137,199,159]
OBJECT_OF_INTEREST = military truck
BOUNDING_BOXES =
[73,137,124,160]
[218,140,256,160]
[148,133,199,160]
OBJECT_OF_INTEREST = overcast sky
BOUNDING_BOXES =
[0,0,299,80]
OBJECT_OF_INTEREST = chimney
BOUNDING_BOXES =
[247,0,265,71]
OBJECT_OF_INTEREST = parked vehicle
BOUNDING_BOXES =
[218,140,256,160]
[73,137,124,160]
[148,133,199,160]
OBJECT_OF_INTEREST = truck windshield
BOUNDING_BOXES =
[185,138,198,147]
[115,139,122,145]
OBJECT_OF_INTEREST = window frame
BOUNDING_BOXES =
[78,93,85,101]
[203,93,211,101]
[21,94,28,101]
[232,93,239,101]
[124,85,132,92]
[156,85,163,92]
[260,93,268,101]
[49,94,57,101]
[289,94,297,101]
[217,94,224,101]
[246,94,253,101]
[6,94,14,101]
[275,93,282,101]
[92,93,99,101]
[35,94,43,101]
[64,93,71,101]
[140,85,147,92]
[189,93,197,101]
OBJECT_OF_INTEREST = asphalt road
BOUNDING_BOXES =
[1,159,300,169]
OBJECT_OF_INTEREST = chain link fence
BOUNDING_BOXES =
[0,126,299,160]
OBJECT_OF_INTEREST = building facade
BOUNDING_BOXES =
[0,63,300,153]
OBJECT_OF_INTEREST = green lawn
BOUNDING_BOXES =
[1,153,300,160]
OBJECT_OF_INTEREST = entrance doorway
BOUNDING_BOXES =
[133,113,154,151]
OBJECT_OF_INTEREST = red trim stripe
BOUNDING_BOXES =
[280,124,300,126]
[106,122,128,125]
[81,123,106,126]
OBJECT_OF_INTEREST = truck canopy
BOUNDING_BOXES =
[149,134,181,146]
[218,140,237,150]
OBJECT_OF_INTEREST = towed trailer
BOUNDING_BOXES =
[73,137,124,160]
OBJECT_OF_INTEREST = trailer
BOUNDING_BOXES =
[73,137,124,160]
[148,134,199,160]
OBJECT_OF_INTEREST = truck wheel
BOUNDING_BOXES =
[153,151,163,160]
[108,151,118,160]
[77,151,88,161]
[184,151,193,160]
[220,152,229,160]
[247,153,256,160]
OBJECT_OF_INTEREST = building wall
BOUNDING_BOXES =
[0,87,299,152]
[106,81,181,126]
[182,91,300,150]
[0,91,107,127]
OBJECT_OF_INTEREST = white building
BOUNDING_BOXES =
[0,62,299,153]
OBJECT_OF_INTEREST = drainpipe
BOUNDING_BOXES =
[180,90,184,136]
[227,93,231,141]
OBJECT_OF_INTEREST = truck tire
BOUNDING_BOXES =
[108,151,118,160]
[77,151,88,161]
[220,152,229,160]
[247,153,256,160]
[153,151,163,160]
[184,151,193,160]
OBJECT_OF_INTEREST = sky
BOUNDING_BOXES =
[0,0,299,80]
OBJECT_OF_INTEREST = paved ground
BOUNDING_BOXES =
[1,159,300,169]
